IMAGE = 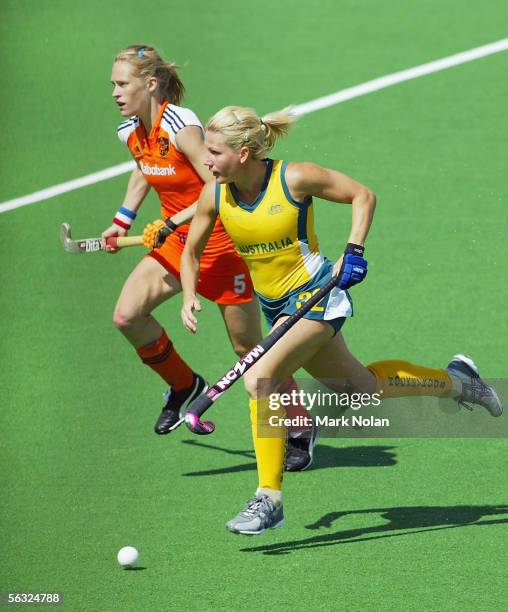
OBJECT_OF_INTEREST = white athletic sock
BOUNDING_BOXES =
[256,488,282,504]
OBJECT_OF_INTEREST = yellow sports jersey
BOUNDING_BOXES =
[216,159,325,299]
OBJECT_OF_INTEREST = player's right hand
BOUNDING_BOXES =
[336,243,368,290]
[181,295,202,333]
[101,224,128,253]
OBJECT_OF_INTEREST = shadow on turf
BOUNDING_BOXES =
[180,440,397,477]
[239,504,508,555]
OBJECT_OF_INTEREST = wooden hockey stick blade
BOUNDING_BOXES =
[60,222,144,253]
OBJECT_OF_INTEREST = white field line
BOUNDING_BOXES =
[1,37,507,215]
[0,160,136,214]
[291,38,508,116]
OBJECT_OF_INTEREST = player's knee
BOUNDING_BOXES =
[228,328,260,357]
[113,305,138,331]
[243,370,277,399]
[231,338,253,357]
[243,371,260,399]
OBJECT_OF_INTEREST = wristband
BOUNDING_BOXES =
[113,206,137,230]
[165,218,178,232]
[344,242,365,256]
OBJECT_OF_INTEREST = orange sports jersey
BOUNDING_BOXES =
[117,101,231,255]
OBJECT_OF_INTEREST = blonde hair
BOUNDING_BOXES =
[114,45,185,105]
[206,106,295,159]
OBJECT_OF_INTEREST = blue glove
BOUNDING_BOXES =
[337,243,368,290]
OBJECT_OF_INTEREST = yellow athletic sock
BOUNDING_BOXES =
[367,360,453,398]
[250,397,286,492]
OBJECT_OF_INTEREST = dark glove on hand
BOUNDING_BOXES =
[337,243,368,290]
[155,218,178,248]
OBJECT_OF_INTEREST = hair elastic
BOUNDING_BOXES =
[138,47,145,58]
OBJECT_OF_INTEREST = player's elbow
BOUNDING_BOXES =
[363,187,376,210]
[355,187,376,218]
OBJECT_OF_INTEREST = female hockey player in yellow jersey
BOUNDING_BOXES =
[176,105,502,535]
[105,47,312,469]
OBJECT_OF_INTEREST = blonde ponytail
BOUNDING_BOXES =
[206,106,295,159]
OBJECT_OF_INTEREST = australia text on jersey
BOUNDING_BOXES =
[237,236,293,255]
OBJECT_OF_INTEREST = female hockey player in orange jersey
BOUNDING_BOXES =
[102,45,261,434]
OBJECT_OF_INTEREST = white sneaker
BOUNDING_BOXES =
[226,495,284,535]
[446,354,502,417]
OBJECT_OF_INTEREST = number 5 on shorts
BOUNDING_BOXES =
[234,273,246,294]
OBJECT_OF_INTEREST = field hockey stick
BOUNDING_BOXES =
[60,222,145,254]
[178,274,340,435]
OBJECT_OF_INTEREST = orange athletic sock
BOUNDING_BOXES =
[136,329,194,391]
[367,360,453,398]
[250,398,286,492]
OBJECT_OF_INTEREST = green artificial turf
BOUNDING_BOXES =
[1,1,507,610]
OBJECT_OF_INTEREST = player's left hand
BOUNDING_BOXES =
[143,219,177,249]
[335,243,368,290]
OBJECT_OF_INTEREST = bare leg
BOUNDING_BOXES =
[243,317,334,398]
[242,317,334,502]
[218,299,263,357]
[113,257,182,348]
[302,330,377,394]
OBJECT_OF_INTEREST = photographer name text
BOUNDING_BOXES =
[268,415,390,428]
